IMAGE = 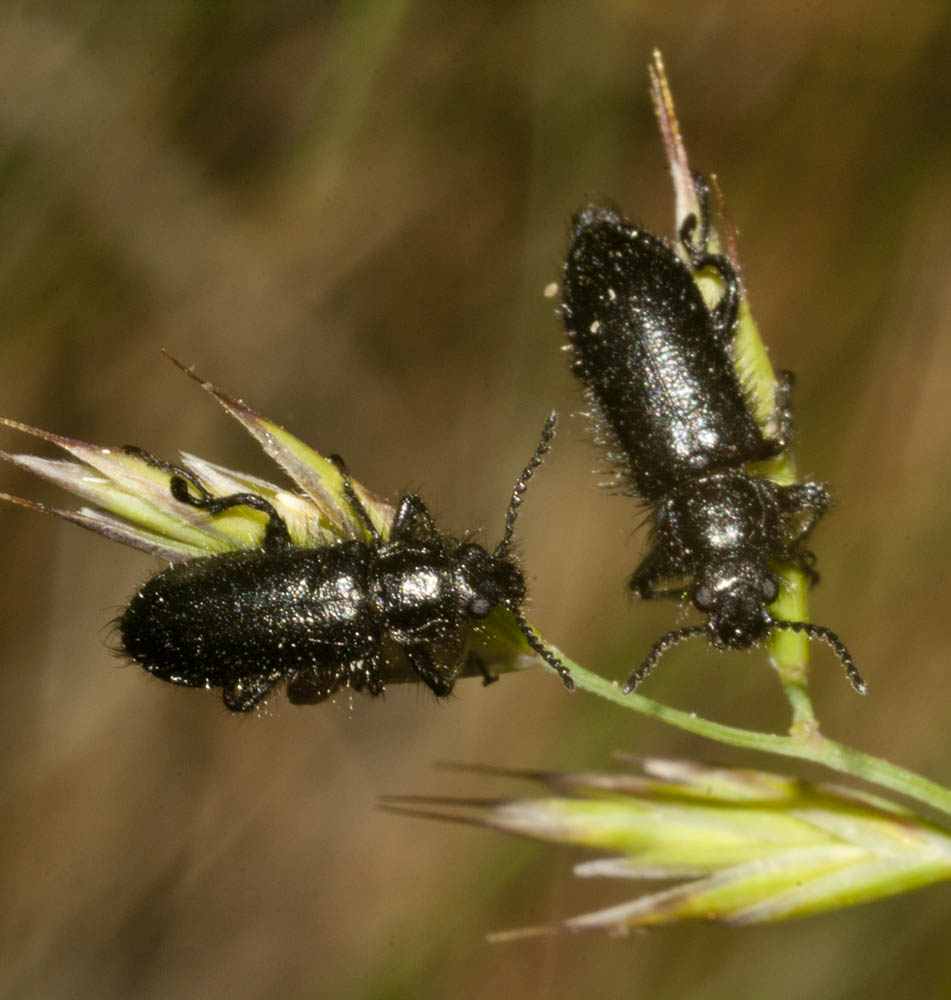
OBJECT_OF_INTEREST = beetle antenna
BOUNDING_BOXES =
[508,604,574,691]
[495,411,557,558]
[772,620,866,694]
[623,625,708,694]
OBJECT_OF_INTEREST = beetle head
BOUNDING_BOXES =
[693,559,779,649]
[454,543,525,620]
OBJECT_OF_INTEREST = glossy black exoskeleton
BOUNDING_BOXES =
[560,175,863,694]
[118,415,572,711]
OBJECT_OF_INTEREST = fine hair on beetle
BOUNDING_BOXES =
[117,412,573,711]
[559,170,863,695]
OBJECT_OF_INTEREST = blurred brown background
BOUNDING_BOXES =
[1,3,949,998]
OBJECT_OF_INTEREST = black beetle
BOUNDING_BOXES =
[560,174,863,694]
[118,414,573,711]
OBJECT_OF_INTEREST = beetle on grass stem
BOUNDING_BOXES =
[560,173,863,695]
[117,412,573,710]
[1,357,572,710]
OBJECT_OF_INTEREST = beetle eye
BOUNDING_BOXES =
[761,577,779,604]
[694,585,714,610]
[468,597,492,618]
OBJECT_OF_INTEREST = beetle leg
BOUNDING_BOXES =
[286,667,345,704]
[170,481,292,550]
[780,480,831,540]
[222,673,277,712]
[122,445,207,497]
[793,548,821,587]
[405,646,456,698]
[362,657,387,697]
[328,454,382,543]
[679,172,740,348]
[629,549,688,602]
[468,652,498,687]
[389,493,440,543]
[762,369,796,451]
[123,445,292,550]
[777,479,831,586]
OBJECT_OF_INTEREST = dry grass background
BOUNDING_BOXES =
[1,3,950,998]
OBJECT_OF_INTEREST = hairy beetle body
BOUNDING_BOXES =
[560,178,863,694]
[119,416,572,711]
[565,205,772,499]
